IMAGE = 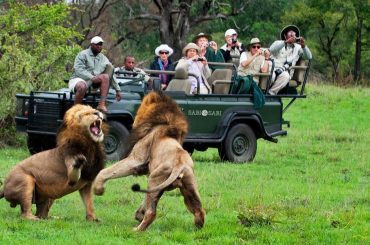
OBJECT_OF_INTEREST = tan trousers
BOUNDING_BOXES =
[269,70,290,95]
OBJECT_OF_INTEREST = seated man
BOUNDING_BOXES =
[238,37,270,84]
[269,25,312,95]
[114,55,151,86]
[220,29,246,63]
[69,36,121,112]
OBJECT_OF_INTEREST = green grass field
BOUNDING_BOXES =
[0,84,369,244]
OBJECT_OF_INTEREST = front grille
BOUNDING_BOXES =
[28,99,64,133]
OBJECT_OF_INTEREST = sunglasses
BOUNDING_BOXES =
[159,51,169,54]
[252,45,261,49]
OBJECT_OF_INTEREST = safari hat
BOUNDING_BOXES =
[192,33,212,43]
[182,43,200,56]
[155,44,174,56]
[91,36,104,44]
[225,29,237,37]
[280,25,300,40]
[248,38,262,50]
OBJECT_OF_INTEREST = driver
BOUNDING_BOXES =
[114,55,151,86]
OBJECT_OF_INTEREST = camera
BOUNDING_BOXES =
[208,41,216,46]
[295,37,301,43]
[232,37,237,44]
[197,57,205,61]
[275,68,284,77]
[274,62,292,77]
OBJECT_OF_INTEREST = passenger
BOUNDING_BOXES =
[69,36,121,112]
[177,43,211,94]
[269,25,312,95]
[114,55,151,86]
[220,29,246,63]
[149,44,175,90]
[238,38,270,83]
[193,33,225,70]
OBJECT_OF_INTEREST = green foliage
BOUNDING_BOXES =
[0,84,369,243]
[0,2,81,121]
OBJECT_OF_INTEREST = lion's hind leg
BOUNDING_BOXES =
[179,169,205,229]
[35,198,54,219]
[5,174,39,220]
[134,191,163,231]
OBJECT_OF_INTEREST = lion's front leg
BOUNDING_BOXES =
[66,154,86,186]
[93,155,146,196]
[79,183,99,221]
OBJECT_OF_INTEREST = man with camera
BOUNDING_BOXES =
[268,25,312,95]
[220,29,246,63]
[238,38,270,84]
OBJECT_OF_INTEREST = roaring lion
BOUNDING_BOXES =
[93,91,205,231]
[0,104,107,221]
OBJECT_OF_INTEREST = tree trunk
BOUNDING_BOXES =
[353,12,362,81]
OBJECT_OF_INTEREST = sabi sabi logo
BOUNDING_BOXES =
[188,109,222,117]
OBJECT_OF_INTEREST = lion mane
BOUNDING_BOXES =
[0,104,107,220]
[127,91,188,152]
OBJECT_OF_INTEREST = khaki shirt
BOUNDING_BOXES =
[238,51,266,83]
[71,48,111,81]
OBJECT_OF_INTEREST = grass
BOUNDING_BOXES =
[0,84,369,244]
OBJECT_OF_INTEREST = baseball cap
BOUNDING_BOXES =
[91,36,104,44]
[225,29,237,37]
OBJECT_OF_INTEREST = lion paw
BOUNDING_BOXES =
[93,185,105,196]
[73,155,87,168]
[86,215,100,222]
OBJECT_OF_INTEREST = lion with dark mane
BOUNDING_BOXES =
[93,91,205,231]
[0,105,107,221]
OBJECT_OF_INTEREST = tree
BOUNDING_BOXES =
[113,0,246,60]
[352,0,370,82]
[0,2,81,125]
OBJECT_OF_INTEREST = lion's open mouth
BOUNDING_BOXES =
[90,119,102,136]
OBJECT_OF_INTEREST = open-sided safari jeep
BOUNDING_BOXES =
[15,59,311,163]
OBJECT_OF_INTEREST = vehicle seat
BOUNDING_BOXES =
[166,64,192,94]
[207,69,232,94]
[289,58,309,88]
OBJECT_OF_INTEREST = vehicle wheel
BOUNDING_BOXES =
[105,121,129,161]
[27,134,56,155]
[218,124,257,163]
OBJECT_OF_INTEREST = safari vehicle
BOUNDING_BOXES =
[15,59,311,163]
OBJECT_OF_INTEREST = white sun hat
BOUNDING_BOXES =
[155,44,174,56]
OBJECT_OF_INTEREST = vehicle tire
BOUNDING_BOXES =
[218,124,257,163]
[104,121,129,161]
[27,134,56,155]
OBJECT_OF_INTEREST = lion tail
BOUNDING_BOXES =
[132,164,188,194]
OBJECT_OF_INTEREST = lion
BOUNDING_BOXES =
[0,104,107,221]
[93,91,205,231]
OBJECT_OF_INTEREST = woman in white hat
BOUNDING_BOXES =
[177,42,211,94]
[149,44,175,90]
[238,37,270,83]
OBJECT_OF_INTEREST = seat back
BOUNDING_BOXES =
[207,69,232,94]
[166,65,192,94]
[289,58,309,87]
